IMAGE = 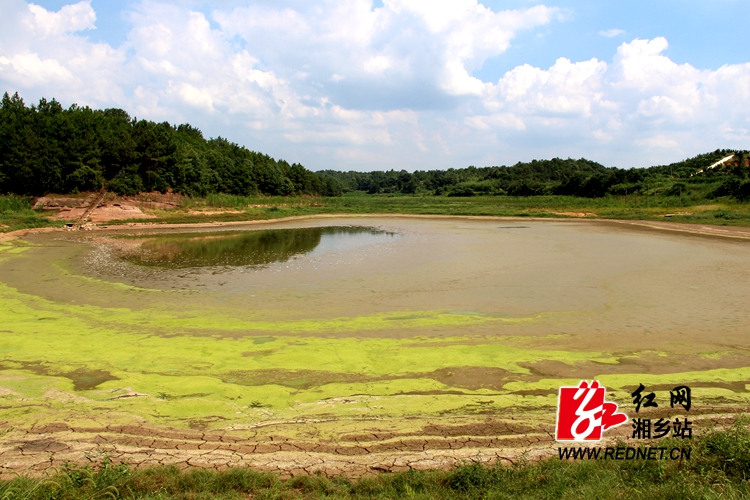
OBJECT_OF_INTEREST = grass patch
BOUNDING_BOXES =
[0,195,60,232]
[116,193,750,228]
[4,419,750,499]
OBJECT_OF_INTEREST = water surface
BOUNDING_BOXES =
[117,226,398,269]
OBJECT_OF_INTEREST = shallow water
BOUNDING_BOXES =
[116,226,398,269]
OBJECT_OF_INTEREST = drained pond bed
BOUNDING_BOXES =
[1,216,750,477]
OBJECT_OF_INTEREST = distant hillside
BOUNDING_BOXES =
[321,149,750,200]
[0,92,340,197]
[1,92,748,200]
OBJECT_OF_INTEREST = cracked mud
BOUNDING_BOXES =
[2,410,745,478]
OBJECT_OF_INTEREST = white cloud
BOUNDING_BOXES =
[28,1,96,37]
[491,57,611,117]
[465,113,526,131]
[0,0,124,104]
[471,36,750,166]
[174,83,214,111]
[213,0,558,104]
[599,28,624,38]
[0,1,749,171]
[637,95,693,118]
[592,129,612,141]
[0,53,74,87]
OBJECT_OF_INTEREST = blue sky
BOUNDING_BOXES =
[488,0,749,68]
[2,0,749,171]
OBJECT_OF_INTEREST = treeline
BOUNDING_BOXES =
[0,92,342,197]
[321,150,750,200]
[2,93,749,201]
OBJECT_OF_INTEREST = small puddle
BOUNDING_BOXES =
[116,226,399,270]
[63,367,119,391]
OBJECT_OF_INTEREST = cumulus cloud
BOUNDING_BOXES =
[212,0,559,106]
[599,28,624,38]
[0,1,749,170]
[28,1,96,36]
[0,53,74,87]
[0,0,124,102]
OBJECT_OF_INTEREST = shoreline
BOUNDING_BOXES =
[4,212,750,242]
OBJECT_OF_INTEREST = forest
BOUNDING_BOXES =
[1,92,749,201]
[322,151,750,200]
[0,92,340,198]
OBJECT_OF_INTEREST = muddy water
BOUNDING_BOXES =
[3,217,750,355]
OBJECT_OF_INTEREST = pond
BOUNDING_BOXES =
[2,216,750,456]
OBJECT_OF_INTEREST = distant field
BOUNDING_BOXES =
[139,192,750,228]
[0,195,63,232]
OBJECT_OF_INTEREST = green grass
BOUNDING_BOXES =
[118,192,750,228]
[4,419,750,499]
[0,195,62,233]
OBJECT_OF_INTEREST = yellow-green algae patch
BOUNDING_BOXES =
[2,267,750,431]
[0,271,594,428]
[0,241,32,255]
[1,245,541,334]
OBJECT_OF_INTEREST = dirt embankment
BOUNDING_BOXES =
[33,193,171,223]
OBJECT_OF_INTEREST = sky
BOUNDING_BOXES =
[0,0,748,172]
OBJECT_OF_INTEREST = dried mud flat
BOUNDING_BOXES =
[2,216,750,478]
[2,410,745,479]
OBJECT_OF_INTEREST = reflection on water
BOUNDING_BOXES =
[119,226,398,269]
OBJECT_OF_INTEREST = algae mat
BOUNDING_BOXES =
[1,217,750,476]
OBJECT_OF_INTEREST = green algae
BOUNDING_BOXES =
[0,241,32,255]
[3,266,749,431]
[0,280,595,376]
[0,271,609,428]
[0,268,536,336]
